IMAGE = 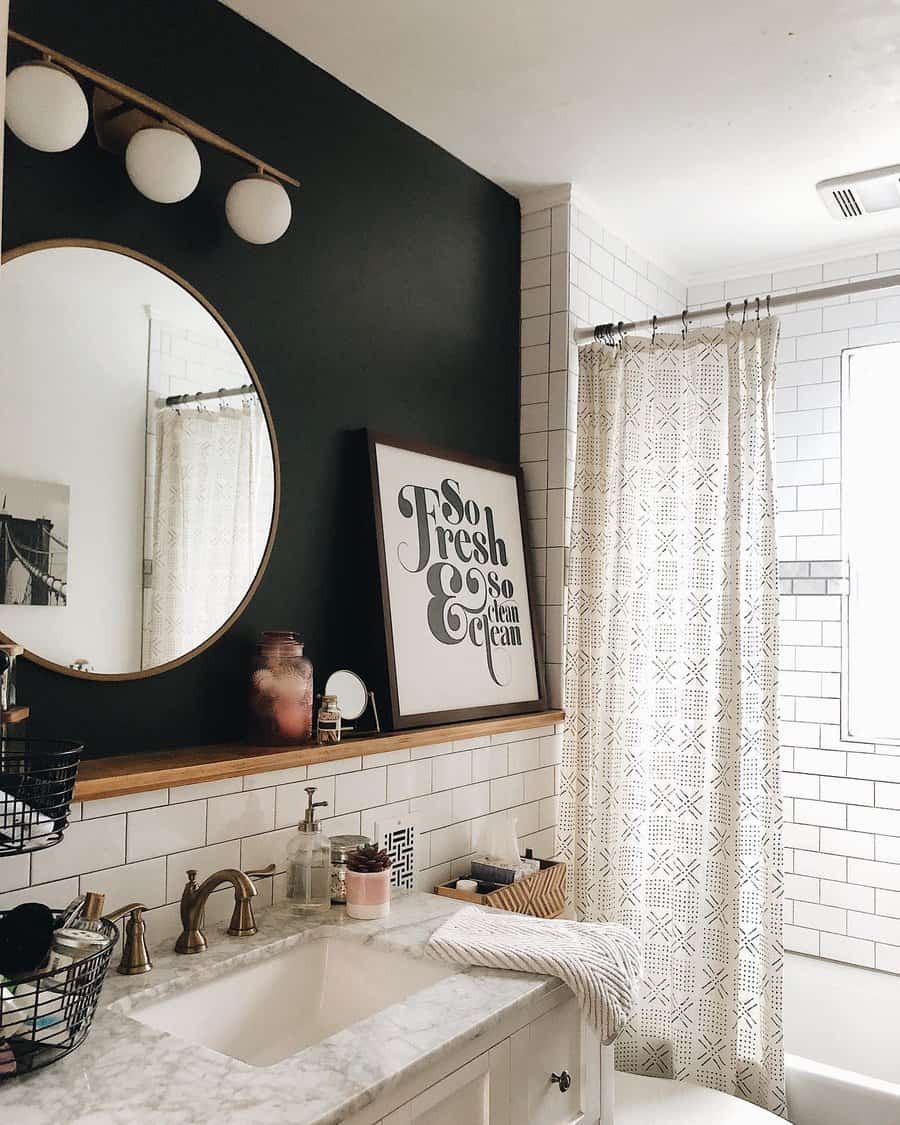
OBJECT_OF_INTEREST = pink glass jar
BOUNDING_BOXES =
[345,868,392,919]
[248,631,313,745]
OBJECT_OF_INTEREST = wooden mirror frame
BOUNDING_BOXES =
[0,238,281,681]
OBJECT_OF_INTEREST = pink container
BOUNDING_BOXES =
[345,868,392,919]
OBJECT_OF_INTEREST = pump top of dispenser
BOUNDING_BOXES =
[299,786,328,833]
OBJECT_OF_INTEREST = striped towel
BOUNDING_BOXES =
[427,905,641,1045]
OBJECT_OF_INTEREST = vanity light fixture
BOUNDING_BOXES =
[4,58,89,152]
[5,29,300,242]
[125,125,202,204]
[225,173,293,245]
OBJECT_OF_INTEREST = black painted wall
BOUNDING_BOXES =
[3,1,521,756]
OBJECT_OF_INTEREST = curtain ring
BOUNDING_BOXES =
[651,314,658,344]
[681,309,688,340]
[755,296,760,322]
[617,321,625,346]
[741,299,748,325]
[725,301,732,322]
[766,294,771,318]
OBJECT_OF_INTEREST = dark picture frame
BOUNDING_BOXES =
[369,432,546,730]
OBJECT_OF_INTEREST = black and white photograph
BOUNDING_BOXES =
[0,474,69,606]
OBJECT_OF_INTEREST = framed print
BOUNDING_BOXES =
[369,433,546,729]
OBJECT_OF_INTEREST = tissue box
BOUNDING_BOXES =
[435,858,566,918]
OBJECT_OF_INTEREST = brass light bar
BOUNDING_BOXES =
[7,29,301,188]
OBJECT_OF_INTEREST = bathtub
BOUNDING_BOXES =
[784,952,900,1125]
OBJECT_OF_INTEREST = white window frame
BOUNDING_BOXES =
[841,340,900,746]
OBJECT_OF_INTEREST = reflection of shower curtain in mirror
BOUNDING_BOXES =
[147,402,272,668]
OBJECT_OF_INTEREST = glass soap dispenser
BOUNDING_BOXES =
[286,786,331,914]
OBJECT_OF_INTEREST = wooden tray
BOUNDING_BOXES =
[435,858,566,918]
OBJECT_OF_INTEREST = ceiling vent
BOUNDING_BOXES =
[817,165,900,220]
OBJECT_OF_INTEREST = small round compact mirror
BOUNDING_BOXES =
[324,669,368,721]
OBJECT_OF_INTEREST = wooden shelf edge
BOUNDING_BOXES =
[72,710,565,803]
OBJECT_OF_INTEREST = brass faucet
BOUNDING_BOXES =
[174,864,275,955]
[104,901,153,975]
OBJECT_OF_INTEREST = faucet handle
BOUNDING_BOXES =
[244,863,276,879]
[103,902,152,976]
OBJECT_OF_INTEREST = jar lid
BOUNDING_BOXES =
[53,927,110,951]
[330,834,370,861]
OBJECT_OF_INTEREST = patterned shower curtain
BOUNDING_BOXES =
[559,321,785,1115]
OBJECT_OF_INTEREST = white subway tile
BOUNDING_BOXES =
[820,827,873,859]
[386,760,432,803]
[409,791,453,833]
[1,877,80,910]
[795,596,841,621]
[775,410,823,438]
[521,286,551,319]
[473,745,509,782]
[32,816,125,883]
[521,227,552,261]
[428,822,472,867]
[847,806,900,836]
[784,925,819,955]
[797,433,840,460]
[308,757,363,778]
[126,802,207,864]
[847,910,900,945]
[820,932,874,968]
[521,207,550,232]
[847,754,900,782]
[523,767,555,803]
[783,822,820,850]
[206,790,275,845]
[450,782,491,822]
[243,765,307,791]
[795,697,839,724]
[782,772,819,799]
[794,798,846,828]
[793,901,846,933]
[170,778,242,804]
[335,768,387,814]
[794,849,846,881]
[876,782,900,810]
[875,944,900,972]
[848,858,900,891]
[819,777,873,806]
[785,873,819,902]
[82,789,168,819]
[778,360,823,387]
[821,880,873,912]
[508,739,541,774]
[490,774,525,811]
[81,857,167,909]
[0,853,30,894]
[433,752,472,792]
[796,331,848,361]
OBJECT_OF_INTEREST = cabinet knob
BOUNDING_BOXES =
[550,1070,572,1093]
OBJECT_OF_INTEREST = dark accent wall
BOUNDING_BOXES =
[4,1,521,756]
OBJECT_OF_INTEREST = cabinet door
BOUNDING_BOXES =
[512,996,586,1125]
[384,1043,509,1125]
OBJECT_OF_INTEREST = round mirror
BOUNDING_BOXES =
[0,241,278,678]
[324,669,369,720]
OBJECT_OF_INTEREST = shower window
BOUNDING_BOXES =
[842,339,900,744]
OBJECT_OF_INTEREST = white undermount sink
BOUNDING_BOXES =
[129,937,454,1067]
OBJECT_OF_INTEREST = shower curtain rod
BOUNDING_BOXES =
[163,383,257,407]
[574,270,900,344]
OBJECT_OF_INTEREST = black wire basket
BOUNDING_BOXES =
[0,739,83,856]
[0,912,117,1080]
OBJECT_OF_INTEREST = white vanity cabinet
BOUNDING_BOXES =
[366,985,613,1125]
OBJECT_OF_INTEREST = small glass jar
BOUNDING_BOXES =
[329,834,370,904]
[317,694,342,745]
[248,631,314,746]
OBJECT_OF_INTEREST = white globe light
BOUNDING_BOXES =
[125,126,201,203]
[5,61,89,152]
[225,175,292,244]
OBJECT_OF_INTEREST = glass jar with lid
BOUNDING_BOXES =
[329,834,370,904]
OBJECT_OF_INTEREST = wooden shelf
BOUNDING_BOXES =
[72,710,565,803]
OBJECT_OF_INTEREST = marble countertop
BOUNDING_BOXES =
[0,892,561,1124]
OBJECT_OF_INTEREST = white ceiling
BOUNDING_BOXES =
[226,0,900,282]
